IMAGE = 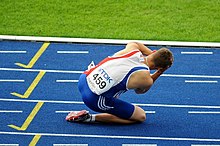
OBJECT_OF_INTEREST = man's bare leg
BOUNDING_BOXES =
[66,106,146,124]
[94,105,146,124]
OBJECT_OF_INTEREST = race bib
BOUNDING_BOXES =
[87,67,115,95]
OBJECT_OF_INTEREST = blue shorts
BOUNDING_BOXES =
[78,74,135,119]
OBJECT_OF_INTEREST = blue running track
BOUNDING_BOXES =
[0,40,220,146]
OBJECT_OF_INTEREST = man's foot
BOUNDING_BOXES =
[66,110,90,122]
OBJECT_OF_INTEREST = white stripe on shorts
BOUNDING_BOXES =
[98,96,114,111]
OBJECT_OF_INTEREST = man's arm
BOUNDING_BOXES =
[135,68,169,94]
[114,42,153,56]
[134,71,153,94]
[151,67,168,82]
[133,42,153,56]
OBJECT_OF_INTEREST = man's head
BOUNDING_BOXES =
[147,47,174,70]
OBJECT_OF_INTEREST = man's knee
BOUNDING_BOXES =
[130,106,147,122]
[136,112,146,122]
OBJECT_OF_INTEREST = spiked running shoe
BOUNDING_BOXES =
[66,110,90,122]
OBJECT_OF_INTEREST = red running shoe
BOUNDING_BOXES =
[66,110,90,122]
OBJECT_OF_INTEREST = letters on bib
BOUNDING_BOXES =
[87,67,115,95]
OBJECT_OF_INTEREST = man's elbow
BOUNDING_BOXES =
[145,78,153,91]
[148,78,154,86]
[126,42,139,49]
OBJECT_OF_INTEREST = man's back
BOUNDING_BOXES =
[85,49,150,96]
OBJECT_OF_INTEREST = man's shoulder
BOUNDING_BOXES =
[128,70,153,89]
[133,70,152,82]
[134,70,151,78]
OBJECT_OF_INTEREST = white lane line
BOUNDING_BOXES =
[53,144,88,146]
[133,103,220,109]
[2,35,220,47]
[185,80,218,83]
[181,52,213,55]
[1,98,220,109]
[0,98,84,104]
[0,144,19,146]
[0,79,24,82]
[0,68,220,79]
[55,111,156,114]
[56,80,79,83]
[0,51,26,54]
[55,111,81,113]
[122,144,157,146]
[145,111,156,114]
[191,144,220,146]
[0,68,83,74]
[188,111,220,114]
[0,110,22,113]
[161,74,220,79]
[0,131,220,142]
[57,51,89,54]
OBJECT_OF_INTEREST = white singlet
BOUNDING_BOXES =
[84,49,150,96]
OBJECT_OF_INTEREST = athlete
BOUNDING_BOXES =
[66,42,174,124]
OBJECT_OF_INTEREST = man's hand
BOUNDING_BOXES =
[151,66,171,82]
[157,66,169,74]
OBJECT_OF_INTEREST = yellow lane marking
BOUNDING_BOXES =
[11,71,46,98]
[29,135,41,146]
[15,42,50,68]
[8,102,44,131]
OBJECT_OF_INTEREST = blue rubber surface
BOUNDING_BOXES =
[0,40,220,146]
